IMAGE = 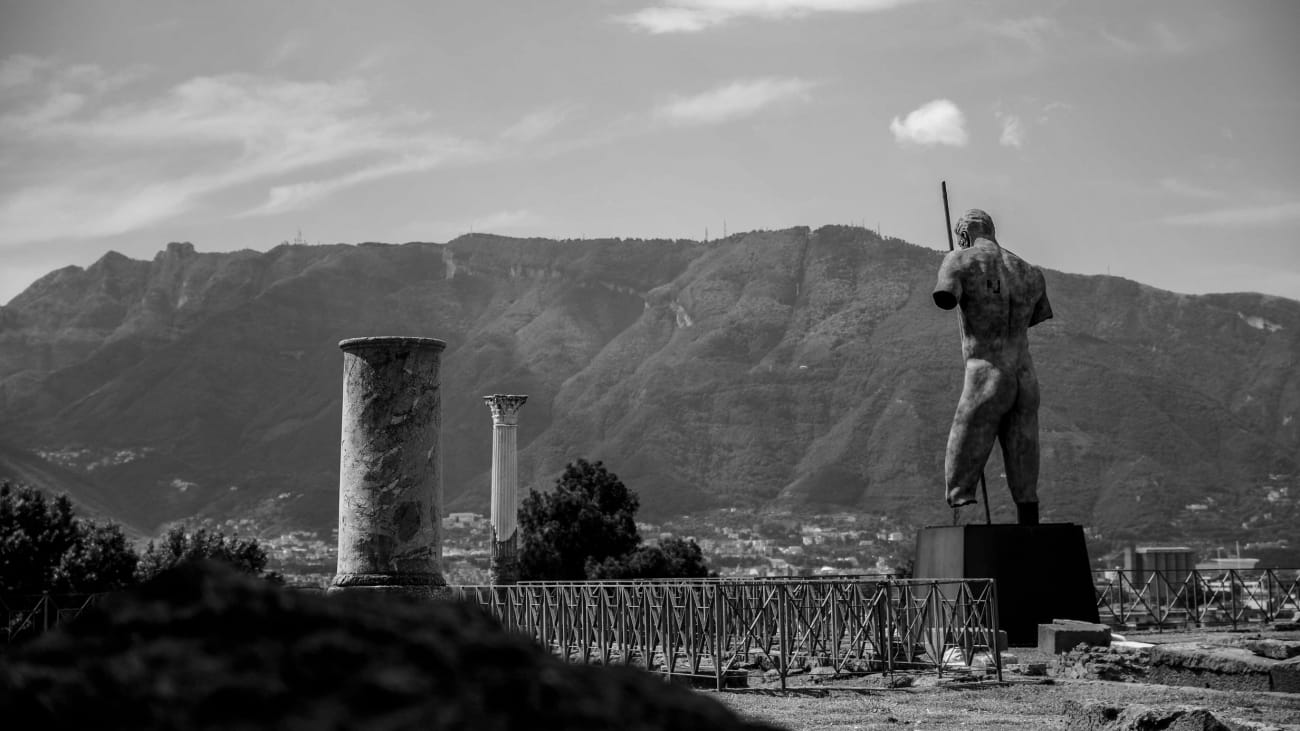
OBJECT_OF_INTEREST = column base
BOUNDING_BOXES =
[328,572,448,600]
[326,584,453,600]
[490,555,519,586]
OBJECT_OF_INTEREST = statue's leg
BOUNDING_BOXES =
[946,362,1011,508]
[1001,365,1041,525]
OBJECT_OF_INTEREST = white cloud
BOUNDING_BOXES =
[242,146,482,217]
[472,209,543,232]
[1158,177,1223,200]
[502,105,577,143]
[983,16,1058,51]
[1038,100,1071,122]
[1099,22,1191,56]
[1151,22,1190,54]
[620,0,918,33]
[997,113,1024,148]
[623,6,722,33]
[0,54,53,90]
[657,77,816,126]
[0,58,491,243]
[1098,27,1141,54]
[0,183,194,245]
[393,209,544,242]
[1163,201,1300,227]
[890,99,967,147]
[268,33,307,67]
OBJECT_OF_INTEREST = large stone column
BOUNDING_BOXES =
[331,336,447,597]
[484,394,527,585]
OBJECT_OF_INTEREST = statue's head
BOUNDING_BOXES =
[954,209,995,248]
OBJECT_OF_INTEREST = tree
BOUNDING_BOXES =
[586,537,714,580]
[0,481,138,595]
[137,525,280,583]
[518,459,642,581]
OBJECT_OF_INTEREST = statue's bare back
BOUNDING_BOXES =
[933,210,1052,525]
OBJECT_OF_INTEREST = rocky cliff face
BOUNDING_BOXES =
[1,228,1297,547]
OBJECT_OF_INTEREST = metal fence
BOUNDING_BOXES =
[2,593,104,645]
[451,577,1003,689]
[1093,568,1300,630]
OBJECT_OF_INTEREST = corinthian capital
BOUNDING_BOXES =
[483,394,528,425]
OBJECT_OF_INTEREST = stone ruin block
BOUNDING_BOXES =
[1240,638,1300,661]
[1147,642,1277,693]
[1038,618,1112,654]
[1063,701,1231,731]
[1273,655,1300,694]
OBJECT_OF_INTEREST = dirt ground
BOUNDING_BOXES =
[710,629,1300,730]
[711,677,1300,730]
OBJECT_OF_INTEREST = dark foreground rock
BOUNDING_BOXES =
[0,563,782,730]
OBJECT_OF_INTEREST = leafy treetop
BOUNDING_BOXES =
[0,481,137,595]
[518,459,711,581]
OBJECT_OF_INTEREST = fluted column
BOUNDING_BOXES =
[484,394,527,585]
[331,336,447,597]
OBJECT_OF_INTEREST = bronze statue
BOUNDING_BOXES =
[933,209,1052,526]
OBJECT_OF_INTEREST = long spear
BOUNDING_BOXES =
[942,181,992,526]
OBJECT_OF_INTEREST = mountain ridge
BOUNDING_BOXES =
[1,228,1296,557]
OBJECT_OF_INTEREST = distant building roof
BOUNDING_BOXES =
[1195,557,1259,570]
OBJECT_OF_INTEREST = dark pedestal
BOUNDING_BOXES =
[913,523,1098,647]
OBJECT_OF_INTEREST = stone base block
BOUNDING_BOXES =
[914,523,1098,646]
[1039,619,1112,654]
[1148,643,1277,693]
[1273,656,1300,694]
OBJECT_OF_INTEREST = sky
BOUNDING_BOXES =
[1,0,1298,304]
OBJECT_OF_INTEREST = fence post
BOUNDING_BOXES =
[1118,572,1126,626]
[1266,570,1276,622]
[1231,571,1240,631]
[540,586,551,657]
[642,586,652,672]
[884,579,895,677]
[662,585,672,679]
[714,584,724,691]
[987,580,1003,683]
[778,583,789,691]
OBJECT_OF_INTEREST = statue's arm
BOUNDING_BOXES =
[933,252,962,310]
[1029,270,1053,326]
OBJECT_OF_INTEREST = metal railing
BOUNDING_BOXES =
[2,593,104,645]
[451,577,1003,689]
[1093,568,1300,630]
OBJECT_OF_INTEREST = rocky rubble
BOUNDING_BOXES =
[1063,701,1233,731]
[1052,643,1152,682]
